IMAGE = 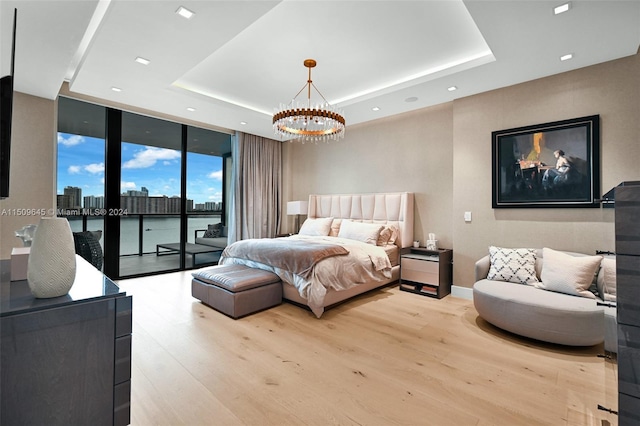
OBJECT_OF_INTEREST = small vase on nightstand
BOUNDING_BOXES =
[27,217,77,298]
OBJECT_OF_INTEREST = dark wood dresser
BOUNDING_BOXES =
[616,182,640,424]
[1,256,132,426]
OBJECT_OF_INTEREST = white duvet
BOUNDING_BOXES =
[219,235,392,317]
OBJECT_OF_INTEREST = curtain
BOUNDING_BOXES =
[228,132,282,243]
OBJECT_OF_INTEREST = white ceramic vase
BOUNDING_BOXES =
[27,217,77,298]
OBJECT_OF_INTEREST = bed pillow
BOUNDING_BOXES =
[298,217,334,236]
[487,246,538,285]
[536,248,601,299]
[337,220,384,245]
[597,257,616,302]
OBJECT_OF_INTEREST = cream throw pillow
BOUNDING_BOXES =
[536,248,601,299]
[377,227,393,246]
[597,257,616,302]
[338,220,384,245]
[298,217,333,236]
[487,246,538,285]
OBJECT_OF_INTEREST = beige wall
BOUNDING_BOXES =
[0,92,56,259]
[286,52,640,289]
[283,102,454,247]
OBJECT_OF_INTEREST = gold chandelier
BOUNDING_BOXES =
[273,59,345,143]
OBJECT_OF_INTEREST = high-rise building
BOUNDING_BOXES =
[63,186,82,209]
[84,195,105,209]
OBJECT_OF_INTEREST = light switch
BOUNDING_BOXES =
[464,211,472,222]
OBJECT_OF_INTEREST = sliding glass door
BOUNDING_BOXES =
[118,112,183,276]
[185,126,231,266]
[57,97,232,279]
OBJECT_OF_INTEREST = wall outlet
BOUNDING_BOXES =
[464,211,472,222]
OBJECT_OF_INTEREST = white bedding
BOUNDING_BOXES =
[219,234,392,317]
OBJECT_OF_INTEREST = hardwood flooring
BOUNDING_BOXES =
[117,272,618,426]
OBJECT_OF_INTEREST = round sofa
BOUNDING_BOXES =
[472,249,614,347]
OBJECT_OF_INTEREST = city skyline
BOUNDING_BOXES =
[57,133,224,205]
[58,185,223,213]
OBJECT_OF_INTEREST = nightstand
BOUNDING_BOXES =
[399,247,453,299]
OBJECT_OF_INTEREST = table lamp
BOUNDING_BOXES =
[287,200,308,233]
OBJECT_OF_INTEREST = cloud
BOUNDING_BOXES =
[84,163,104,174]
[122,147,180,169]
[208,191,223,202]
[208,170,223,180]
[121,181,137,191]
[58,134,86,147]
[67,163,104,175]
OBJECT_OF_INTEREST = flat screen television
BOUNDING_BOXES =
[0,8,16,199]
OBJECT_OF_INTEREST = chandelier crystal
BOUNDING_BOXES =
[273,59,345,143]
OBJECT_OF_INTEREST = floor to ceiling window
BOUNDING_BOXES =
[56,97,106,252]
[185,125,230,265]
[57,97,232,279]
[118,112,183,276]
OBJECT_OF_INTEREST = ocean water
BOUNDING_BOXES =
[68,215,221,255]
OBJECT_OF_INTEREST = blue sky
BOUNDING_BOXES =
[57,133,223,205]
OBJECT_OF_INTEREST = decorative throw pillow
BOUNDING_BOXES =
[203,223,223,238]
[536,248,602,299]
[386,224,399,245]
[298,217,334,236]
[597,257,616,302]
[487,246,538,285]
[329,218,342,237]
[377,226,393,246]
[337,220,384,245]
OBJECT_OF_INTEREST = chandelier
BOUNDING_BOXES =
[273,59,345,143]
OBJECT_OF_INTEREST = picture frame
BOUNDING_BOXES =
[492,115,600,208]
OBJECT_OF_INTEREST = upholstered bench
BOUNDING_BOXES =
[191,264,282,319]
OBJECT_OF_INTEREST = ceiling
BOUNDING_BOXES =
[2,1,639,141]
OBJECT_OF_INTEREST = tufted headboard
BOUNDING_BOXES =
[307,192,414,248]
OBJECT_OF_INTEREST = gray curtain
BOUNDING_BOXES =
[228,132,282,243]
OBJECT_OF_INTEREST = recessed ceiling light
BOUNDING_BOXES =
[404,97,418,103]
[240,121,247,125]
[560,53,573,61]
[372,106,380,111]
[186,107,196,112]
[176,6,195,19]
[554,2,571,15]
[111,87,122,92]
[447,86,457,92]
[135,56,150,65]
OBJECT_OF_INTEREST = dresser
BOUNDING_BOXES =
[1,255,132,426]
[615,182,640,424]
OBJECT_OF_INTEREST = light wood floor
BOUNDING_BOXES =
[117,272,618,426]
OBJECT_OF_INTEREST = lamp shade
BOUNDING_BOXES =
[287,201,308,215]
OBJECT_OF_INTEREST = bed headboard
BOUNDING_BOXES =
[307,192,414,248]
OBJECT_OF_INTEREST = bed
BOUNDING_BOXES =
[219,192,414,317]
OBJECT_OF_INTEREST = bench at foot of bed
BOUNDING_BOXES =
[191,264,282,319]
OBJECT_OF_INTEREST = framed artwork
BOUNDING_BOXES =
[492,115,600,208]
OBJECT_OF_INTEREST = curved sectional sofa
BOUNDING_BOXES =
[473,247,617,350]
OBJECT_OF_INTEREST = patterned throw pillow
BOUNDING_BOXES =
[487,246,539,285]
[203,223,223,238]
